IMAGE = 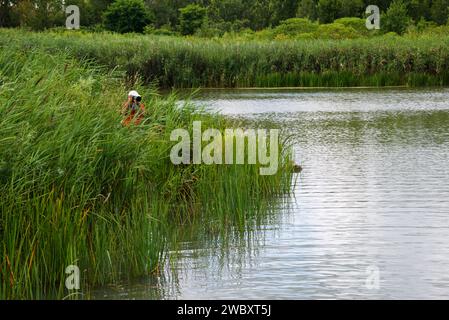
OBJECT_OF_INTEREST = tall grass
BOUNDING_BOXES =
[0,42,293,299]
[1,29,449,88]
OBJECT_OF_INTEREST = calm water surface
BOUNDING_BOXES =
[97,88,449,299]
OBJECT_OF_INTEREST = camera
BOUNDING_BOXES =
[134,96,142,102]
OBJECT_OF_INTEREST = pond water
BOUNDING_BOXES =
[96,88,449,300]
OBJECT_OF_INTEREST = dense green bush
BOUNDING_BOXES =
[382,0,411,35]
[194,18,251,37]
[195,23,226,37]
[179,4,207,35]
[315,22,360,39]
[253,17,366,40]
[334,17,367,34]
[273,18,319,36]
[317,0,343,23]
[430,0,449,25]
[103,0,152,34]
[144,24,179,36]
[297,0,318,21]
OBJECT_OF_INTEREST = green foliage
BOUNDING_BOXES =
[316,22,360,39]
[0,29,293,299]
[382,0,411,34]
[2,0,449,34]
[197,18,250,37]
[299,0,363,24]
[334,17,367,34]
[247,0,272,30]
[4,29,449,89]
[179,4,206,35]
[430,0,449,25]
[146,0,192,28]
[297,0,318,20]
[416,23,449,35]
[339,0,364,18]
[409,0,432,22]
[273,18,319,36]
[195,20,226,38]
[9,0,64,30]
[261,17,367,40]
[144,24,179,36]
[207,0,248,23]
[0,0,17,27]
[317,0,343,23]
[269,0,300,25]
[103,0,151,33]
[415,18,438,32]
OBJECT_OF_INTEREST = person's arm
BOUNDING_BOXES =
[121,98,131,115]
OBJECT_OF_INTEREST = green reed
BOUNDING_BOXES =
[0,40,293,299]
[1,29,449,88]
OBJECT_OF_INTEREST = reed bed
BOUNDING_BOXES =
[1,29,449,88]
[0,41,293,299]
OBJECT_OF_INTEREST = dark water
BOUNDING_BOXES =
[96,88,449,299]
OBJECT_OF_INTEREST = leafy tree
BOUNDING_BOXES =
[37,0,65,29]
[179,4,206,35]
[0,0,19,27]
[85,0,115,26]
[339,0,364,18]
[297,0,318,21]
[248,0,272,29]
[317,0,366,23]
[430,0,449,25]
[0,0,446,33]
[317,0,343,23]
[361,0,394,11]
[409,0,431,22]
[11,0,63,29]
[13,0,35,27]
[207,0,248,23]
[382,0,410,34]
[269,0,299,25]
[103,0,152,33]
[145,0,194,28]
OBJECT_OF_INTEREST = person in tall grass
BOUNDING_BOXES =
[121,90,146,126]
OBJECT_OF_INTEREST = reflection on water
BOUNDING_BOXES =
[96,88,449,299]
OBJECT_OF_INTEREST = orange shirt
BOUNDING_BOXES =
[122,101,145,126]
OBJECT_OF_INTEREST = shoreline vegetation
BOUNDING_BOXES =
[0,35,293,299]
[1,0,449,301]
[1,29,449,89]
[2,0,449,297]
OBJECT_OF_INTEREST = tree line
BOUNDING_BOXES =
[1,0,448,34]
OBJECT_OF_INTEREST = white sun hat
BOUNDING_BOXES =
[128,90,141,98]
